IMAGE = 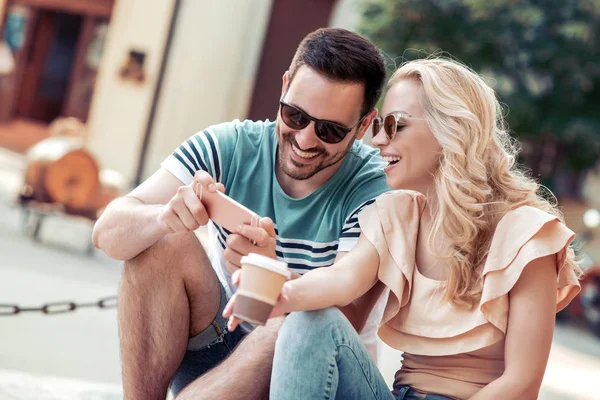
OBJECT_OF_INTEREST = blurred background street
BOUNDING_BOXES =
[0,147,122,399]
[1,0,600,399]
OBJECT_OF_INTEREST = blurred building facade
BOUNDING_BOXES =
[0,0,359,186]
[0,1,112,124]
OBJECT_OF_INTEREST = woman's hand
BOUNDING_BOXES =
[222,269,299,331]
[223,233,380,331]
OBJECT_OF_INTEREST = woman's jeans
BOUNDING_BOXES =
[271,308,453,400]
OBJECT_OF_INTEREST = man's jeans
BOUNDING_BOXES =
[271,308,453,400]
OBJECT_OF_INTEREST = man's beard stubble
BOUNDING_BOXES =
[276,123,354,181]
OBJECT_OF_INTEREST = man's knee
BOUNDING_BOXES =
[125,232,205,274]
[119,230,220,334]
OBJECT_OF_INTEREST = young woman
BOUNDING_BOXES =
[225,57,581,400]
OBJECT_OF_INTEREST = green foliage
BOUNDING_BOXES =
[359,0,600,176]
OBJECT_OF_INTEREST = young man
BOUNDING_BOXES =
[93,28,390,400]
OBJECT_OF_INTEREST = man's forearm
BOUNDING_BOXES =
[92,197,167,260]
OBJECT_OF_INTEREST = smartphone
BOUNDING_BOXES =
[196,183,260,233]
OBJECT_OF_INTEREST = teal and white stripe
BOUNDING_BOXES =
[170,129,223,183]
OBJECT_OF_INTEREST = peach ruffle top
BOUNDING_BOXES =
[358,190,580,399]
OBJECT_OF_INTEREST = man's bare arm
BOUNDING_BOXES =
[93,168,205,261]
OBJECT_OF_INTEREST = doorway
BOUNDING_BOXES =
[15,10,82,123]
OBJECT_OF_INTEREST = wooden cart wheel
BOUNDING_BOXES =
[24,136,100,210]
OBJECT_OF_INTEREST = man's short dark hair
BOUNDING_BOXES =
[288,28,386,117]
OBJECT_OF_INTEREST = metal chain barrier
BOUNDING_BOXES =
[0,296,117,315]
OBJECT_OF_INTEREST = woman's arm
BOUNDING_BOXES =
[339,280,387,333]
[224,233,381,331]
[469,254,557,400]
[282,233,380,313]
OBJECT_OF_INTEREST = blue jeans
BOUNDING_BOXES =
[271,308,453,400]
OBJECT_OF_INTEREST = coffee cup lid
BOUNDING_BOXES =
[241,253,290,278]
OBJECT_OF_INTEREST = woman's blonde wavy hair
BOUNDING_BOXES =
[389,57,580,306]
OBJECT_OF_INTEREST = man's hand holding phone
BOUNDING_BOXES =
[157,170,224,234]
[184,170,273,274]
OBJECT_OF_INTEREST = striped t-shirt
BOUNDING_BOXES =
[161,119,390,357]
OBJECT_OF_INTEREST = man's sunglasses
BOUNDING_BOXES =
[279,101,367,144]
[372,111,421,141]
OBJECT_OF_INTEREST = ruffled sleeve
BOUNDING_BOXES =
[357,190,425,324]
[363,203,581,357]
[480,206,581,334]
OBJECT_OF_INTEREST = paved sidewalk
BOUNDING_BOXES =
[0,369,121,400]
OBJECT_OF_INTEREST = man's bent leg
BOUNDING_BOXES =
[176,317,285,400]
[119,232,221,400]
[169,283,247,395]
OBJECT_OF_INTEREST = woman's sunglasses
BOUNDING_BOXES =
[279,101,367,144]
[372,111,420,141]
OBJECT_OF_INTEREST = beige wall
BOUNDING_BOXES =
[87,0,273,185]
[86,0,177,183]
[140,0,273,181]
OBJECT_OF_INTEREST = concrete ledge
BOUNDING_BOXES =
[0,369,122,400]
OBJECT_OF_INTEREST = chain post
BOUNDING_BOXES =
[0,296,117,316]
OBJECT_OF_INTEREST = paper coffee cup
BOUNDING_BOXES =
[233,253,290,326]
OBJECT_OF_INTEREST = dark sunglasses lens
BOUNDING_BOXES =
[281,104,309,130]
[372,118,382,136]
[316,122,348,144]
[384,115,397,140]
